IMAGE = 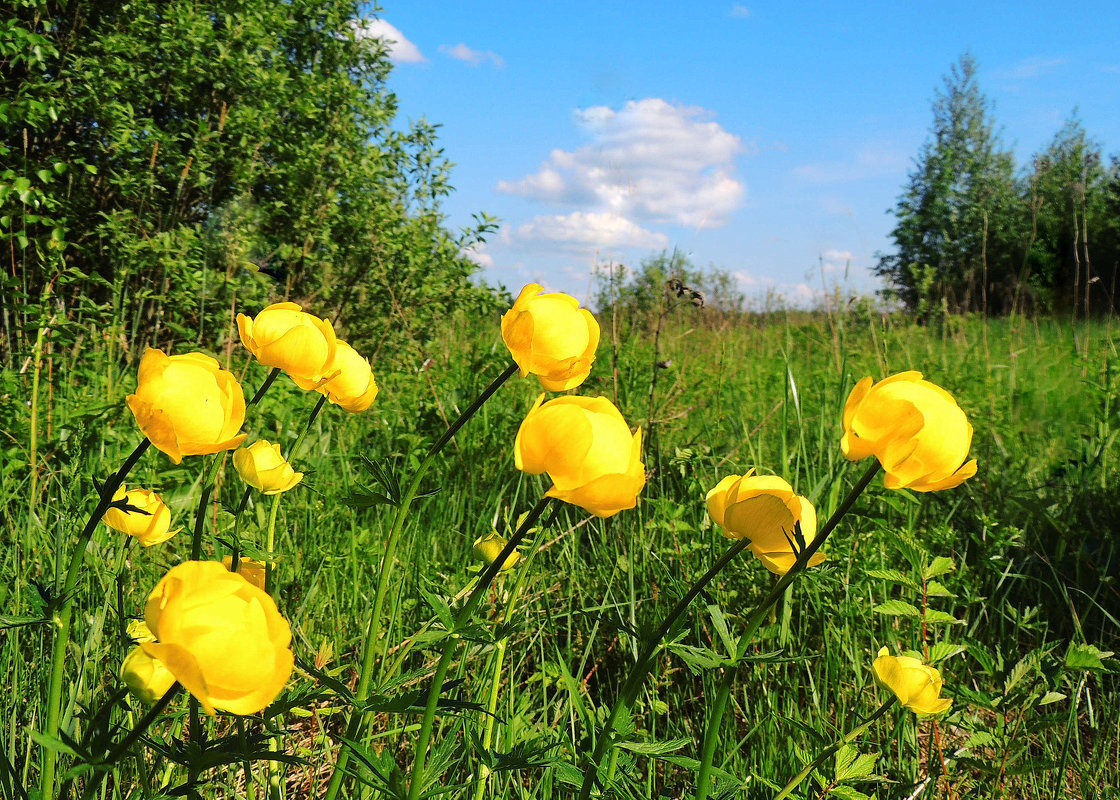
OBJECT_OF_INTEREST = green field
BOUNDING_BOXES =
[2,304,1118,799]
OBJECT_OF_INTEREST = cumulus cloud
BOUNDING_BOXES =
[439,43,504,67]
[730,4,752,17]
[516,212,670,250]
[498,98,745,229]
[459,243,494,268]
[820,248,854,274]
[355,19,424,63]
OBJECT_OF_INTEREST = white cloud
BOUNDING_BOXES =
[730,4,752,17]
[793,145,907,183]
[820,248,854,274]
[516,212,670,250]
[991,56,1065,81]
[498,98,745,229]
[459,243,493,268]
[354,19,424,63]
[439,43,504,67]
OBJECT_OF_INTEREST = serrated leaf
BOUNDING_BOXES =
[923,556,955,581]
[616,737,691,756]
[872,599,921,617]
[866,568,919,588]
[667,643,729,673]
[1065,643,1113,671]
[922,609,963,625]
[927,642,966,664]
[706,604,736,658]
[830,786,873,800]
[924,580,955,598]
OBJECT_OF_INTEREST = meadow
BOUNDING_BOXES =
[1,297,1118,800]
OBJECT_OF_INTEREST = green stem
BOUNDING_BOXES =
[264,495,282,597]
[40,438,150,799]
[692,461,882,800]
[576,536,754,799]
[323,361,519,800]
[772,698,896,800]
[250,368,282,407]
[405,496,553,800]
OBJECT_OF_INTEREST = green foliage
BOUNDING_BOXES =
[0,0,494,368]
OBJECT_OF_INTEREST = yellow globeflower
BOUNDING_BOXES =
[295,340,378,412]
[841,371,977,492]
[233,440,303,495]
[872,646,952,716]
[501,283,601,391]
[514,394,645,518]
[472,531,520,571]
[126,349,247,464]
[103,487,180,547]
[237,302,337,386]
[705,470,824,575]
[141,561,294,715]
[222,555,268,591]
[121,647,177,705]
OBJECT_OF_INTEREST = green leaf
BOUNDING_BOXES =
[927,641,966,663]
[872,599,921,617]
[615,737,691,756]
[865,568,919,588]
[924,580,955,597]
[706,604,736,658]
[922,556,956,581]
[922,609,963,625]
[667,643,730,673]
[1065,643,1113,671]
[1037,691,1066,706]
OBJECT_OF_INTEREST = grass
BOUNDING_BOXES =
[1,302,1118,799]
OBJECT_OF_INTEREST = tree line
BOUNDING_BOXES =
[1,0,497,369]
[877,54,1120,317]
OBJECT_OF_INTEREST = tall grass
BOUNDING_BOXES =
[1,305,1117,798]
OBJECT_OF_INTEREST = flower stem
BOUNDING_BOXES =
[576,536,754,799]
[771,698,896,800]
[691,461,881,800]
[40,438,150,799]
[322,361,519,800]
[405,496,553,800]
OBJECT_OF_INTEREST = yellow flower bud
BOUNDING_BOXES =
[294,340,378,412]
[514,394,645,518]
[126,349,247,464]
[237,302,338,386]
[472,532,520,571]
[222,555,268,591]
[705,470,824,575]
[872,646,952,716]
[233,441,303,495]
[121,646,176,705]
[102,487,180,547]
[841,371,977,491]
[141,561,294,715]
[501,283,600,391]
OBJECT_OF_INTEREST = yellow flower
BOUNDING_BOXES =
[472,531,520,571]
[140,561,294,715]
[121,647,176,705]
[126,349,247,464]
[705,470,824,575]
[872,646,952,715]
[294,340,379,412]
[514,394,645,518]
[841,371,977,491]
[102,487,180,547]
[237,302,337,386]
[233,440,303,495]
[222,555,268,591]
[501,283,601,391]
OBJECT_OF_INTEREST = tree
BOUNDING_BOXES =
[0,0,493,367]
[876,54,1022,315]
[1023,115,1114,315]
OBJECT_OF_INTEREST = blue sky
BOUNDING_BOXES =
[359,1,1120,306]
